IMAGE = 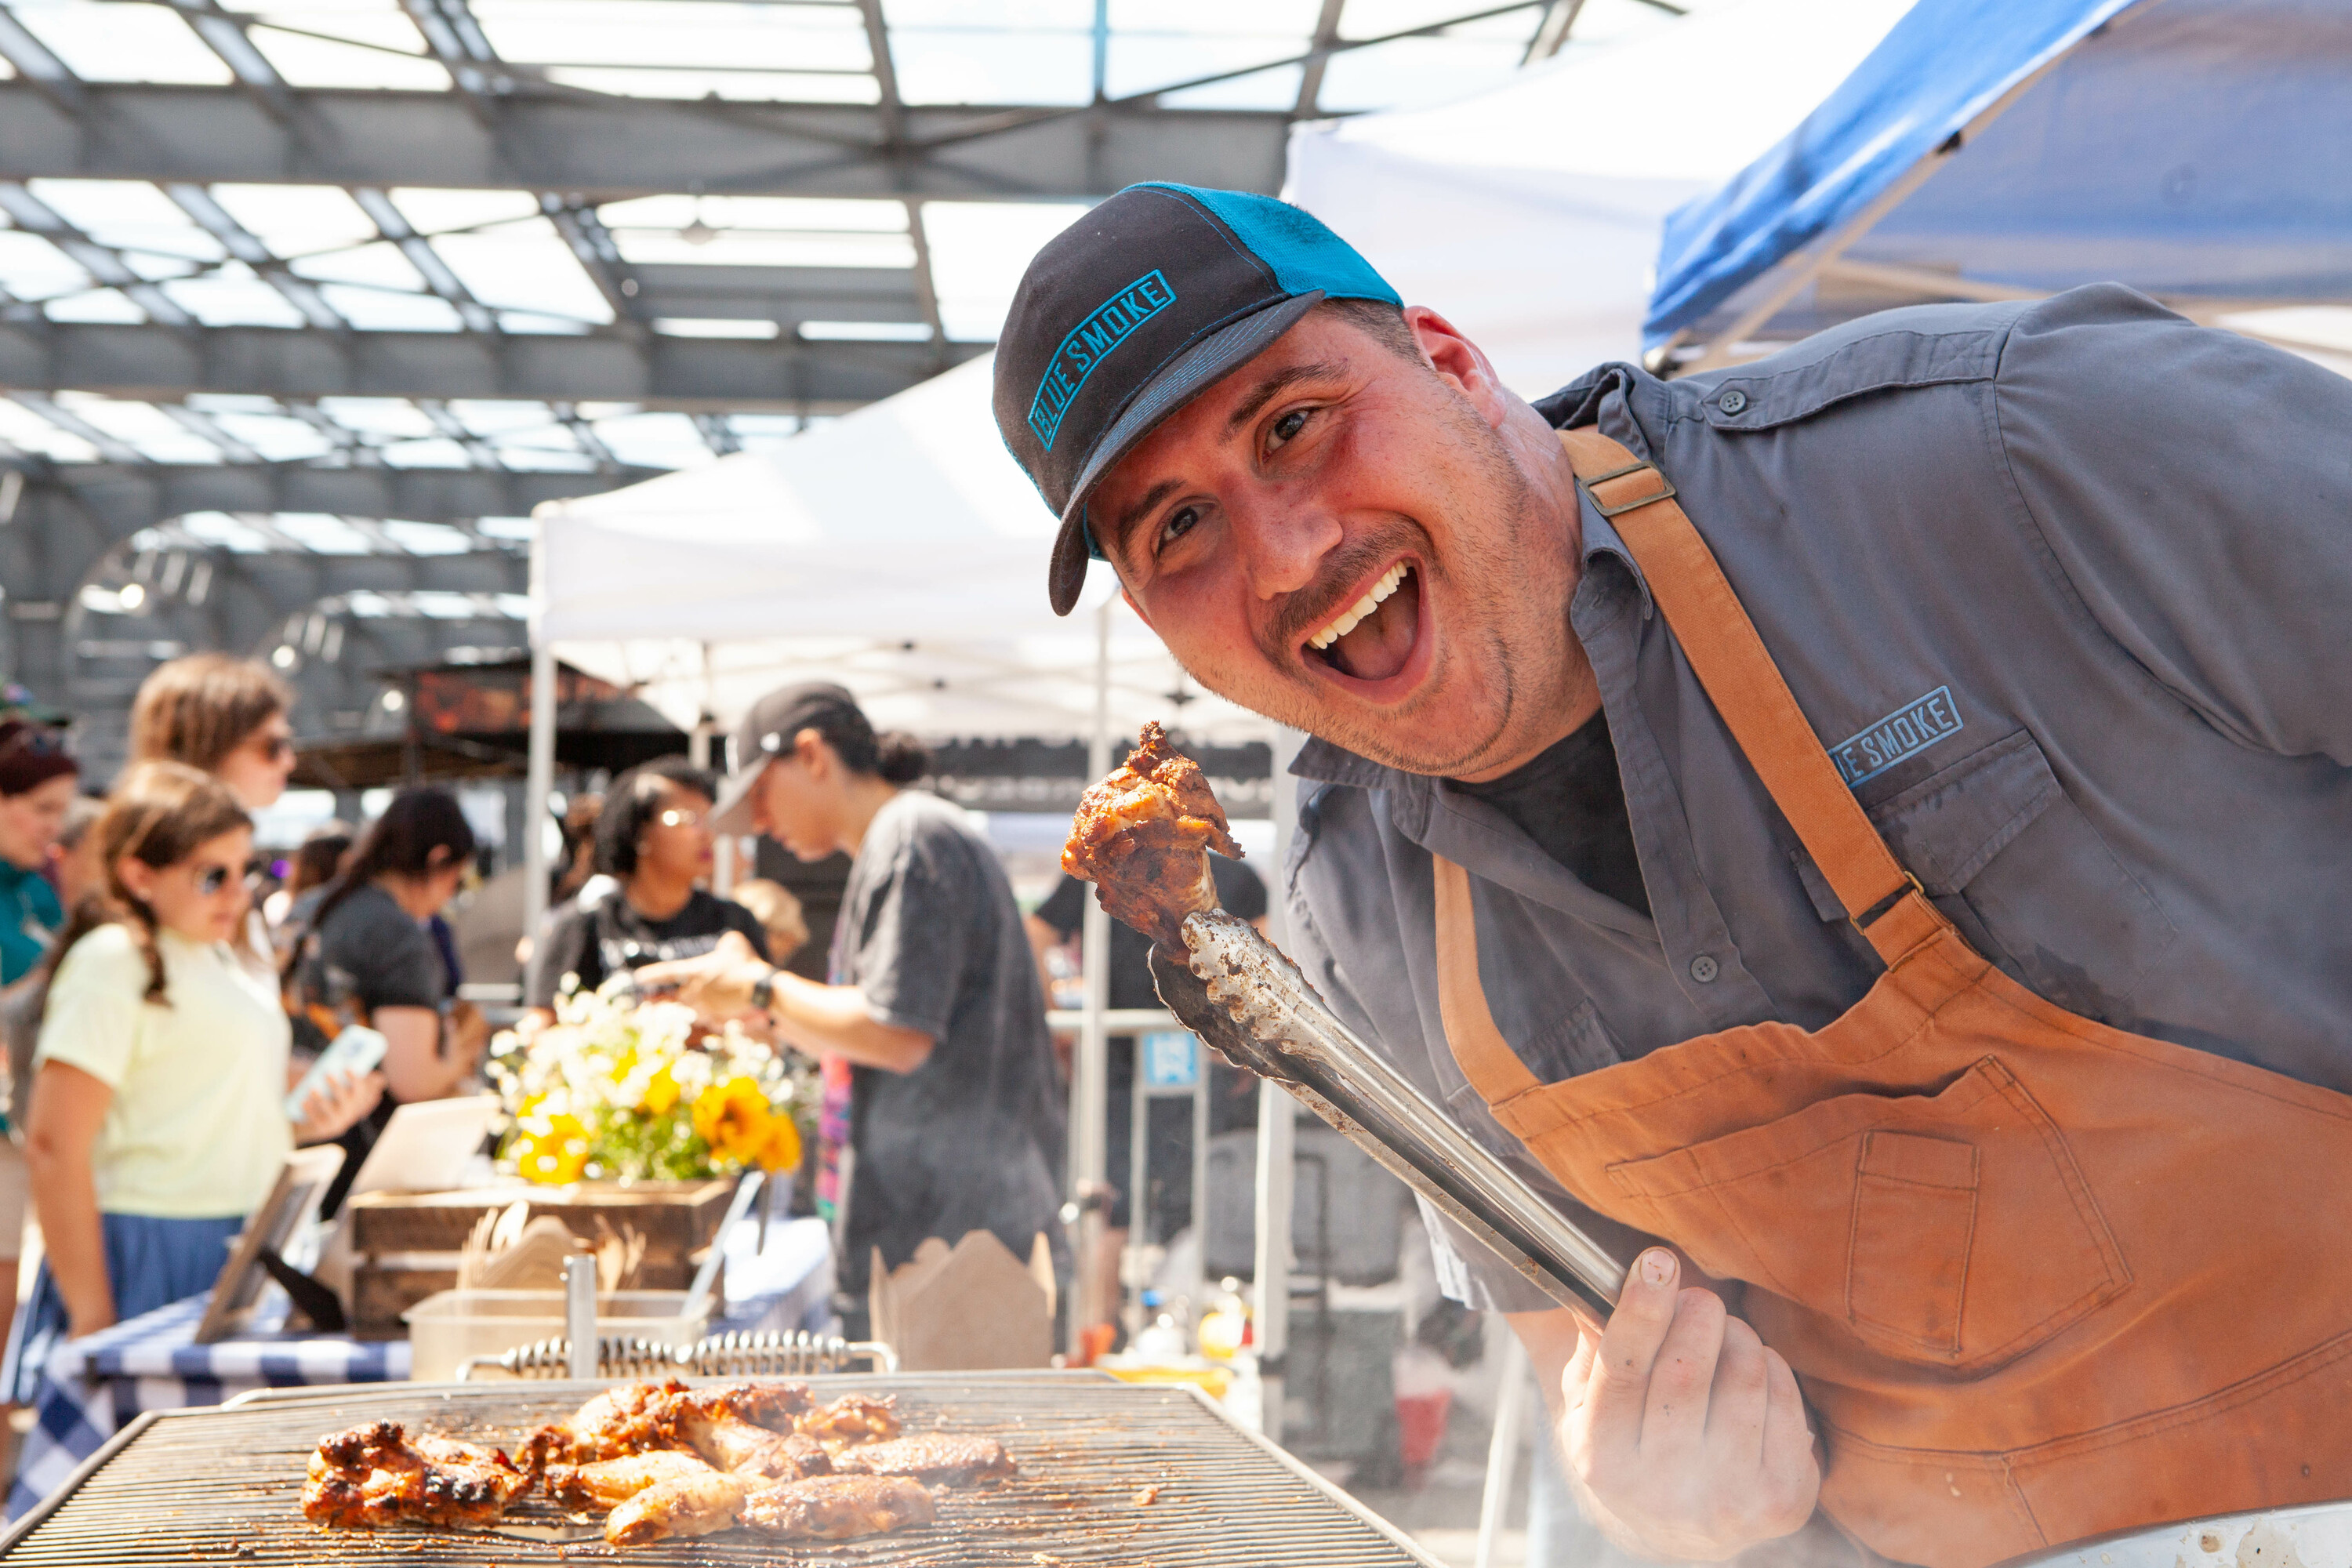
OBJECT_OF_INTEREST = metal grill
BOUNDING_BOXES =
[0,1373,1437,1566]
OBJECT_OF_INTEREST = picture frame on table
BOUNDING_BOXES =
[193,1144,349,1345]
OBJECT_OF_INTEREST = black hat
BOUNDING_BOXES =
[710,682,870,836]
[992,183,1399,616]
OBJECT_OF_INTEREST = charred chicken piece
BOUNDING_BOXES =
[521,1380,686,1471]
[795,1392,901,1453]
[1063,721,1243,947]
[303,1421,529,1530]
[829,1432,1017,1487]
[661,1388,828,1480]
[740,1474,936,1541]
[544,1449,715,1512]
[604,1468,753,1548]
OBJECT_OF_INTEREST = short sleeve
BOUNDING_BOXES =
[1033,875,1084,940]
[1208,854,1268,923]
[326,895,445,1014]
[848,826,971,1044]
[34,927,148,1091]
[1994,286,2352,764]
[717,898,773,963]
[524,902,598,1007]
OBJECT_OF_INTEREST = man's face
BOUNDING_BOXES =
[1089,306,1587,779]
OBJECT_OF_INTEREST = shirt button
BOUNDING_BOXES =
[1716,388,1748,415]
[1690,954,1720,984]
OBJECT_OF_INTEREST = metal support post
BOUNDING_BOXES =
[522,634,557,944]
[1068,600,1115,1353]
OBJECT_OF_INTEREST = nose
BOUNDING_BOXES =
[1228,489,1343,602]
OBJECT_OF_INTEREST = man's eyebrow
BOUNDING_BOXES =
[1109,477,1185,557]
[1225,360,1347,437]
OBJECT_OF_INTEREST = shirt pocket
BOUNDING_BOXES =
[1517,996,1624,1083]
[1791,728,2177,1016]
[1603,1055,2131,1373]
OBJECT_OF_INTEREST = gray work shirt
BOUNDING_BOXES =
[831,789,1069,1295]
[1282,285,2352,1312]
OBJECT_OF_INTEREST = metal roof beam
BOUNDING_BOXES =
[0,318,982,407]
[0,84,1290,198]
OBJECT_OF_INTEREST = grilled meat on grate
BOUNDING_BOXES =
[796,1392,902,1451]
[741,1474,936,1541]
[543,1448,716,1511]
[303,1421,529,1530]
[604,1468,754,1547]
[829,1432,1016,1486]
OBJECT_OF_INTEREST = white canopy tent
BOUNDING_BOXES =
[1283,0,1921,397]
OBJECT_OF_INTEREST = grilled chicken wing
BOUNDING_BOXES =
[521,1380,685,1471]
[740,1474,936,1541]
[1063,721,1243,947]
[829,1432,1016,1486]
[795,1392,901,1452]
[661,1388,829,1480]
[604,1468,753,1548]
[544,1448,715,1511]
[303,1421,529,1530]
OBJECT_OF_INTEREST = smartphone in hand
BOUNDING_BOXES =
[285,1025,390,1122]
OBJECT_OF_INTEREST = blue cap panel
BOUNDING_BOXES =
[1141,183,1402,308]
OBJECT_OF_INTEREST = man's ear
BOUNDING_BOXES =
[792,726,829,778]
[1406,304,1511,430]
[1120,584,1152,630]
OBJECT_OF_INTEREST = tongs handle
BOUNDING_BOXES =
[1151,913,1628,1326]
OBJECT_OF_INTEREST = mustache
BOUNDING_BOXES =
[1261,521,1429,662]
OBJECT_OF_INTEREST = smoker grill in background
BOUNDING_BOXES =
[0,1374,1442,1567]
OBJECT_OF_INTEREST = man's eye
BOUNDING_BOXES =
[1160,506,1200,549]
[1269,408,1310,449]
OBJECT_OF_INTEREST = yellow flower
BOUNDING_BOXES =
[642,1065,681,1116]
[514,1112,589,1185]
[692,1076,771,1159]
[753,1115,801,1174]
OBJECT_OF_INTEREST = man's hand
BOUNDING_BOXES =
[1562,1247,1819,1560]
[635,931,771,1020]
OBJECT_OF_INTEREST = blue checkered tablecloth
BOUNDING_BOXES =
[5,1291,407,1523]
[4,1214,833,1525]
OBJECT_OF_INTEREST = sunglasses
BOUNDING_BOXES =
[0,724,68,759]
[655,808,709,829]
[194,864,236,896]
[251,734,295,763]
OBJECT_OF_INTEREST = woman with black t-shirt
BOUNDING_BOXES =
[524,757,768,1018]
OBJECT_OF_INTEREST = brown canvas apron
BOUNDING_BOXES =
[1428,428,2352,1568]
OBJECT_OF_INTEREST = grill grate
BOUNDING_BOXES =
[0,1373,1436,1566]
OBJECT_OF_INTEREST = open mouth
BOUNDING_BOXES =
[1302,561,1422,686]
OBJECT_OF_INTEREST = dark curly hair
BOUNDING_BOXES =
[593,755,719,878]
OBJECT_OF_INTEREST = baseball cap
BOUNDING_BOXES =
[710,682,871,836]
[992,183,1400,616]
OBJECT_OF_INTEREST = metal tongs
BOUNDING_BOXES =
[1151,910,1628,1324]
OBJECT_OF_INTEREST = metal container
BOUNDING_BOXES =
[2012,1503,2352,1568]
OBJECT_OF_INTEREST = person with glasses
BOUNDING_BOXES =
[524,757,769,1021]
[2,764,380,1403]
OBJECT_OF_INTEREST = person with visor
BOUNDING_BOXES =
[634,684,1067,1336]
[986,184,2352,1568]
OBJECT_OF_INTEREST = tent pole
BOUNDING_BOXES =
[1249,724,1306,1440]
[523,639,557,949]
[1071,599,1115,1356]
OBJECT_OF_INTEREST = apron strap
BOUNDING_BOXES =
[1432,855,1544,1105]
[1559,427,1947,968]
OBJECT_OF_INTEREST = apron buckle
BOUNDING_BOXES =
[1575,458,1679,518]
[1851,872,1927,933]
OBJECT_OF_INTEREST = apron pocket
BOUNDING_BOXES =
[1604,1056,2129,1374]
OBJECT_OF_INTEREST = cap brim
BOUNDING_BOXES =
[709,757,767,837]
[1047,291,1324,615]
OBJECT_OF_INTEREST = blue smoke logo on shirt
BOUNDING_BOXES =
[1830,686,1962,787]
[1028,270,1176,451]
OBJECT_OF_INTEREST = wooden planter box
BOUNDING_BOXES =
[346,1180,735,1338]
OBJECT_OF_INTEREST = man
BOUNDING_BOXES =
[989,183,2352,1566]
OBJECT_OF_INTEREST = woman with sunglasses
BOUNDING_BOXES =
[3,764,379,1399]
[524,757,769,1022]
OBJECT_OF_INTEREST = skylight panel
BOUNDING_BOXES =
[44,289,147,324]
[590,412,711,469]
[267,513,377,552]
[492,593,532,619]
[891,29,1091,105]
[428,219,615,325]
[1149,62,1303,111]
[380,520,474,554]
[211,184,381,250]
[0,399,100,463]
[379,436,474,469]
[600,195,908,233]
[1107,0,1321,34]
[475,517,535,540]
[1339,0,1531,34]
[388,189,543,236]
[609,228,913,270]
[175,512,278,551]
[543,67,879,103]
[208,410,339,461]
[883,0,1092,26]
[24,179,222,271]
[471,0,868,71]
[0,230,90,299]
[491,445,598,473]
[920,200,1090,341]
[288,238,425,289]
[10,3,235,84]
[317,397,437,437]
[409,590,488,619]
[655,318,780,339]
[53,394,225,463]
[1316,33,1524,112]
[162,259,309,328]
[797,320,928,341]
[246,19,452,89]
[446,400,557,434]
[1546,0,1686,45]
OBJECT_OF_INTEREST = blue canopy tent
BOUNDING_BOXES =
[1644,0,2352,376]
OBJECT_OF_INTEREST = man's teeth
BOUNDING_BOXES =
[1308,564,1410,652]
